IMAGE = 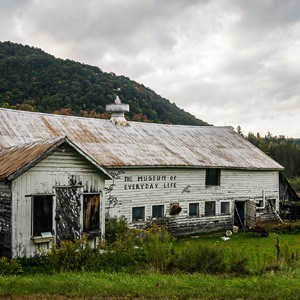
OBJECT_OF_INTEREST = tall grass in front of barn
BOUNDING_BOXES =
[1,221,300,276]
[1,222,300,299]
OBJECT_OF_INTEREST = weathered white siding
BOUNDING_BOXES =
[105,168,279,235]
[0,181,12,256]
[11,145,106,257]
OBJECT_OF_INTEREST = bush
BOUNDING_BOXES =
[0,257,23,275]
[105,216,129,244]
[175,242,248,275]
[48,234,97,272]
[140,225,175,273]
[265,221,300,234]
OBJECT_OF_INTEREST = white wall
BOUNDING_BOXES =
[105,168,279,233]
[11,145,106,257]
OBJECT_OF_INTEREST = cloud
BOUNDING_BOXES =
[0,0,299,137]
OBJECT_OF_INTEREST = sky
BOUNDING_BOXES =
[1,0,299,137]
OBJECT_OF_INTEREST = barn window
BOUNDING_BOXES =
[152,205,164,219]
[189,203,199,217]
[32,195,53,236]
[132,206,145,222]
[83,194,100,232]
[205,169,220,186]
[205,201,216,216]
[221,202,230,214]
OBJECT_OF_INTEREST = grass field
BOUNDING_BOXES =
[0,231,299,299]
[0,270,300,299]
[175,231,300,272]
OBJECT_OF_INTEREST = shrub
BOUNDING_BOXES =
[105,216,129,244]
[0,257,23,275]
[140,225,175,273]
[175,242,248,275]
[97,230,145,272]
[265,221,300,234]
[48,234,97,272]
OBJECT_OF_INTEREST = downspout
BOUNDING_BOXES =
[256,190,266,210]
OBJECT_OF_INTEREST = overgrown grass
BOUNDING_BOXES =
[1,226,300,298]
[0,271,300,299]
[175,231,300,273]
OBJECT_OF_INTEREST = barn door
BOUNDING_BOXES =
[234,201,245,228]
[55,186,81,245]
[83,194,100,232]
[245,200,256,227]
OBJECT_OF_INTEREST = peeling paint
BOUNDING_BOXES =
[0,189,12,255]
[55,187,81,244]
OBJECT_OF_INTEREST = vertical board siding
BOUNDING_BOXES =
[0,183,12,256]
[11,146,105,257]
[56,186,81,244]
[106,168,279,235]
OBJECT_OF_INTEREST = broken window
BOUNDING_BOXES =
[221,202,230,214]
[256,200,264,208]
[205,201,216,216]
[205,169,220,186]
[132,206,145,222]
[83,194,100,232]
[32,195,53,236]
[152,205,164,219]
[189,203,199,217]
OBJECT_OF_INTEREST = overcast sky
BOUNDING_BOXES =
[1,0,299,137]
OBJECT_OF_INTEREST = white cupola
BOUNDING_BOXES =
[106,95,130,126]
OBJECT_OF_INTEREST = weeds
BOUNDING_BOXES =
[0,229,299,277]
[0,257,23,275]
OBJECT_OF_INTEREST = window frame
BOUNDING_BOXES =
[220,201,230,215]
[152,204,164,219]
[189,203,200,217]
[132,206,145,222]
[205,169,221,186]
[205,201,216,216]
[31,195,53,237]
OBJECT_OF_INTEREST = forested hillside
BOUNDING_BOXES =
[0,41,208,125]
[246,132,300,192]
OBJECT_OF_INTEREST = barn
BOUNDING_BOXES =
[0,98,285,257]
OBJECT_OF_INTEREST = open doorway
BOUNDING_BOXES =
[234,201,245,228]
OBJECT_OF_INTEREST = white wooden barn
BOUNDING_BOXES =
[0,99,284,257]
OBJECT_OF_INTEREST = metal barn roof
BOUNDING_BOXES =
[0,108,283,170]
[0,137,112,180]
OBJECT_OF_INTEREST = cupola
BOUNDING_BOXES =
[106,95,130,126]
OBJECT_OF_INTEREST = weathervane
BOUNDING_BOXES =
[113,87,122,104]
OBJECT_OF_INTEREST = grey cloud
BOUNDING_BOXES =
[0,0,299,137]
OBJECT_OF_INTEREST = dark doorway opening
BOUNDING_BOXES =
[234,201,245,228]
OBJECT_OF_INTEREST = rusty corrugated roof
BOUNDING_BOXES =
[0,108,283,170]
[0,137,112,180]
[0,138,62,179]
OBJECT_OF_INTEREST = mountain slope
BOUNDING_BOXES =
[0,41,208,125]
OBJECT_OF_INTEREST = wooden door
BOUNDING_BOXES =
[83,194,100,232]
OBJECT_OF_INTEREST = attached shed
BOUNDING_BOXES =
[0,102,286,255]
[0,137,111,257]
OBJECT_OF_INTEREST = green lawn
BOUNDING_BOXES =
[175,231,300,271]
[0,271,300,299]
